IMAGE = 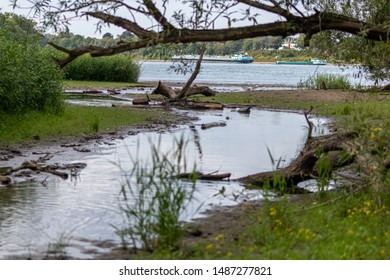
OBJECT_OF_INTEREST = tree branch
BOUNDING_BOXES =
[238,0,296,20]
[143,0,175,31]
[176,46,206,100]
[50,10,390,68]
[86,11,154,38]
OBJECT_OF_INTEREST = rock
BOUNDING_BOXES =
[132,97,150,105]
[237,106,251,114]
[0,175,11,185]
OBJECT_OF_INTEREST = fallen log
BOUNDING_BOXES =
[170,100,224,110]
[152,81,216,100]
[238,132,356,190]
[201,122,227,130]
[178,172,231,181]
[15,161,69,179]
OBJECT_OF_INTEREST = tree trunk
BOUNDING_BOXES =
[238,132,356,190]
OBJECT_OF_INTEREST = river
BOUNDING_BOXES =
[138,61,370,88]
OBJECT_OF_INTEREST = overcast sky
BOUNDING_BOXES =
[0,0,279,39]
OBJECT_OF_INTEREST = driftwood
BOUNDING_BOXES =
[381,83,390,92]
[238,132,356,190]
[82,90,103,94]
[201,122,227,130]
[12,161,69,179]
[171,100,223,110]
[237,107,251,114]
[3,161,88,183]
[152,82,216,100]
[178,172,231,181]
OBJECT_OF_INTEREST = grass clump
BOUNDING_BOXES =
[117,137,197,252]
[298,73,352,90]
[63,54,140,83]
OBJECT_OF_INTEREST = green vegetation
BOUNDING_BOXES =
[0,105,168,143]
[118,137,196,252]
[191,192,389,259]
[0,13,64,114]
[63,80,145,89]
[298,73,352,90]
[63,54,140,83]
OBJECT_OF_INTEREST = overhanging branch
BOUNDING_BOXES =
[50,9,390,68]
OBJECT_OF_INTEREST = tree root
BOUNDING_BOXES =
[238,132,357,190]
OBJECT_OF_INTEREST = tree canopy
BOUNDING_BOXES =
[11,0,390,81]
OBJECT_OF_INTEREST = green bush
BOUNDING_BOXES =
[298,73,352,90]
[63,54,140,83]
[0,14,64,114]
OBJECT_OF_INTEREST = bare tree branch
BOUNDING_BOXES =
[86,11,154,38]
[238,0,295,20]
[143,0,176,31]
[177,46,207,100]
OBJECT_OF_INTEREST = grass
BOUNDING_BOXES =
[0,104,170,144]
[298,73,352,90]
[190,191,390,259]
[118,136,197,252]
[63,80,146,89]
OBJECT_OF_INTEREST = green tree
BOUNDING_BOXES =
[0,13,63,114]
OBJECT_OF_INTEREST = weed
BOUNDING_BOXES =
[90,116,100,132]
[45,231,72,259]
[118,136,197,252]
[298,73,352,90]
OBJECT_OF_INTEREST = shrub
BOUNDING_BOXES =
[63,54,140,83]
[0,14,64,114]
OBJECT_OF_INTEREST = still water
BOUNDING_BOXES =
[139,61,369,87]
[0,108,327,259]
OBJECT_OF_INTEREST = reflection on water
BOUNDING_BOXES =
[0,108,328,259]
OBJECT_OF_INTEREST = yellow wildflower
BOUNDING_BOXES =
[214,234,225,241]
[269,207,277,216]
[363,201,372,207]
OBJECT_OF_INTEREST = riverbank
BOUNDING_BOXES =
[1,86,389,259]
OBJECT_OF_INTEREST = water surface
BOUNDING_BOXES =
[0,108,327,259]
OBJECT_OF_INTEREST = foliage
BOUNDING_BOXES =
[63,54,140,83]
[0,13,63,114]
[118,137,197,251]
[298,73,352,90]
